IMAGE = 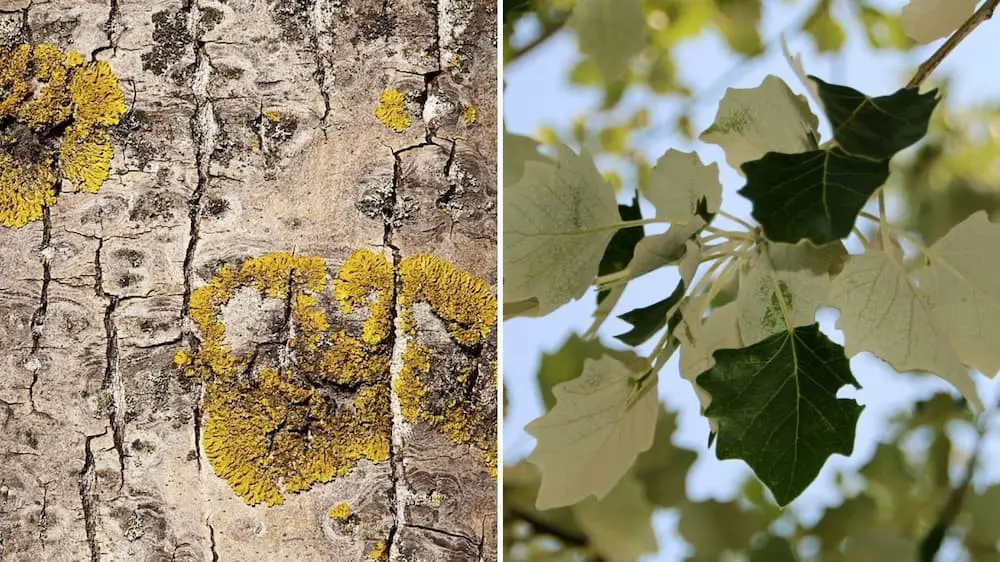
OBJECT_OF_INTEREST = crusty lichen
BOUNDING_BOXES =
[328,502,351,521]
[398,254,496,347]
[374,88,411,133]
[462,105,477,124]
[0,43,126,227]
[395,255,498,477]
[369,540,388,561]
[335,248,394,345]
[176,252,393,506]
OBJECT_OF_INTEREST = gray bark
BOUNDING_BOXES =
[0,0,497,560]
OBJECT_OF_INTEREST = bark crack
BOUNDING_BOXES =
[79,431,106,562]
[384,147,405,561]
[94,238,127,488]
[404,523,477,548]
[182,0,218,484]
[26,203,55,420]
[207,521,218,561]
[91,0,120,60]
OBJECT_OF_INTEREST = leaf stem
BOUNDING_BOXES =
[877,189,892,253]
[716,210,756,231]
[852,226,871,251]
[906,0,1000,89]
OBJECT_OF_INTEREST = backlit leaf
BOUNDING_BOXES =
[526,356,658,509]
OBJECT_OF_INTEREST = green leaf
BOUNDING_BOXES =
[632,407,697,507]
[505,145,621,316]
[503,462,585,541]
[813,76,939,160]
[615,278,685,347]
[963,486,1000,553]
[572,475,657,562]
[809,495,878,553]
[614,238,700,345]
[697,324,862,506]
[858,5,913,49]
[597,194,644,305]
[701,75,819,175]
[842,532,917,562]
[748,535,797,562]
[569,0,646,82]
[828,214,1000,411]
[677,499,765,561]
[901,0,978,44]
[739,147,890,245]
[803,0,845,52]
[535,334,646,411]
[526,356,658,509]
[645,149,722,220]
[592,220,704,335]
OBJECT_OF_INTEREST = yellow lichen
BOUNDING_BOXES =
[461,105,477,124]
[395,255,498,477]
[399,254,497,346]
[335,249,394,345]
[369,541,388,561]
[264,110,281,123]
[177,252,393,506]
[0,43,125,227]
[374,88,412,133]
[328,502,352,521]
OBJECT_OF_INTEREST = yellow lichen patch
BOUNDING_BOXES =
[315,331,390,385]
[335,248,394,345]
[177,251,393,506]
[399,254,497,346]
[461,105,477,124]
[0,153,57,228]
[328,502,352,521]
[374,88,412,133]
[369,540,388,561]
[0,43,126,228]
[264,110,281,123]
[395,343,432,423]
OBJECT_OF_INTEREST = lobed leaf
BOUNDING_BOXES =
[697,324,862,506]
[504,145,621,317]
[739,147,890,245]
[526,355,658,509]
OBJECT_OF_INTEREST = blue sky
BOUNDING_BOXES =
[503,1,1000,559]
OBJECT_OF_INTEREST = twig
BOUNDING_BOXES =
[918,384,1000,561]
[506,14,571,65]
[907,0,1000,89]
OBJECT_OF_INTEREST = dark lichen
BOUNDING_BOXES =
[141,9,192,77]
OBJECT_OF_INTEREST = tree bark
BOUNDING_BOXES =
[0,1,497,560]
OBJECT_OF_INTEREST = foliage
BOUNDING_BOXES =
[504,0,1000,559]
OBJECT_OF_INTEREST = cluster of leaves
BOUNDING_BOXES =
[505,1,1000,559]
[502,0,914,194]
[506,381,1000,561]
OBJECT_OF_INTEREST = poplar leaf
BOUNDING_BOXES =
[572,475,657,562]
[679,300,741,434]
[901,0,978,44]
[736,241,845,346]
[504,131,550,186]
[701,75,819,175]
[526,356,658,509]
[739,147,890,245]
[697,324,862,506]
[813,76,939,160]
[645,150,722,220]
[505,145,621,316]
[570,0,645,81]
[828,214,1000,410]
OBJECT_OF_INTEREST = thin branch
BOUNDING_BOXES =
[716,210,756,232]
[907,0,1000,89]
[918,384,1000,561]
[506,14,571,65]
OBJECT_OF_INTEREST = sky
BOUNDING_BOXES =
[503,1,1000,559]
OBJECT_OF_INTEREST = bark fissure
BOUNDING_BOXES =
[26,204,53,417]
[384,146,404,560]
[405,523,477,547]
[94,238,127,487]
[79,432,105,562]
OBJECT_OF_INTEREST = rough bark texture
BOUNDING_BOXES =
[0,1,497,560]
